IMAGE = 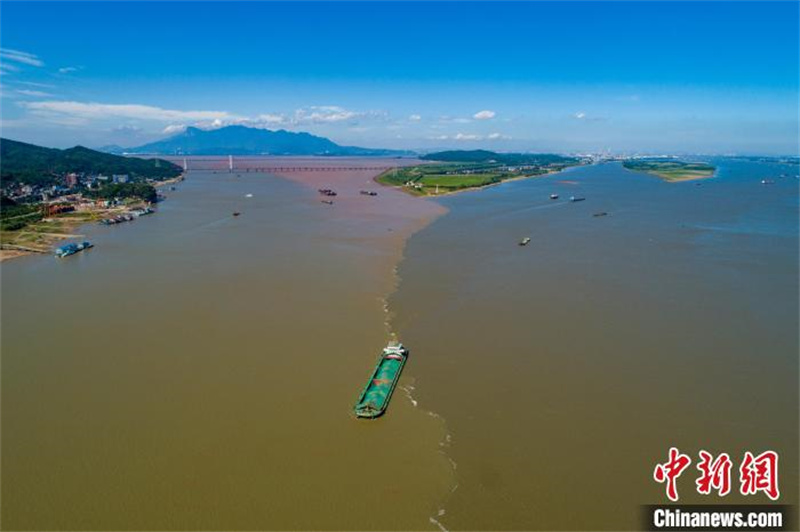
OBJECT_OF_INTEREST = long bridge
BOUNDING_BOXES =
[159,156,408,173]
[205,166,397,172]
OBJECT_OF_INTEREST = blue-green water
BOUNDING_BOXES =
[391,160,799,530]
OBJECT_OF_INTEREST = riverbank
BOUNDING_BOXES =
[375,164,583,197]
[0,203,152,262]
[153,173,186,188]
[622,159,716,182]
[1,212,90,261]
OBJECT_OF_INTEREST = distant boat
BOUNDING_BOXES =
[321,200,334,205]
[570,196,586,202]
[593,212,608,217]
[550,193,559,200]
[761,179,774,185]
[245,193,253,198]
[232,212,241,217]
[519,237,531,246]
[55,241,93,258]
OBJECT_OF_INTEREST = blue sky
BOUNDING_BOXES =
[0,1,798,154]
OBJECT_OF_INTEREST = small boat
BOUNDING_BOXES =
[360,190,378,196]
[55,241,93,258]
[354,343,409,419]
[761,179,774,185]
[245,193,253,198]
[130,207,153,217]
[321,200,334,205]
[232,212,241,217]
[550,193,559,200]
[519,237,531,246]
[593,212,608,217]
[570,196,586,202]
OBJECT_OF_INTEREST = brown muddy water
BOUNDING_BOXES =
[2,158,797,531]
[1,159,451,530]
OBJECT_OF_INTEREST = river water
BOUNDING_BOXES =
[2,159,797,530]
[391,159,798,530]
[1,163,451,530]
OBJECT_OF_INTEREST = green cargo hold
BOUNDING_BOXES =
[354,343,408,418]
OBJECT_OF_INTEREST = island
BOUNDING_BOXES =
[622,159,716,182]
[1,138,182,260]
[376,150,584,195]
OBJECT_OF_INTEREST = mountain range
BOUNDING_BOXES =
[107,126,409,157]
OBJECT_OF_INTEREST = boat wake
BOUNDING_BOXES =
[399,383,419,407]
[380,210,459,532]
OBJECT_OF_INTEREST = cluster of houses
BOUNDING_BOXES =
[2,173,131,204]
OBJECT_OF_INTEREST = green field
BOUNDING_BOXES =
[375,150,586,195]
[622,160,716,182]
[376,163,549,195]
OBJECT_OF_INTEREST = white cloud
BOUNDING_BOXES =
[438,115,471,124]
[17,98,392,137]
[58,66,80,74]
[16,89,52,97]
[296,106,355,123]
[408,114,422,121]
[432,132,511,142]
[292,105,386,124]
[112,124,143,134]
[19,81,55,88]
[473,110,496,120]
[162,124,187,135]
[21,100,236,123]
[257,113,288,125]
[0,48,44,67]
[572,111,606,122]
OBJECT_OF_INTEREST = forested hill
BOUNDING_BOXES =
[0,138,182,185]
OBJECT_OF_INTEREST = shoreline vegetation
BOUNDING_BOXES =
[375,150,586,196]
[622,159,716,182]
[0,138,183,261]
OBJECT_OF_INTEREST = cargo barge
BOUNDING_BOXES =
[55,241,93,258]
[354,342,408,418]
[100,207,153,225]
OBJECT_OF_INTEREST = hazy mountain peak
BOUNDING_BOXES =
[124,125,408,156]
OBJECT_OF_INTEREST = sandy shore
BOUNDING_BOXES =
[0,249,34,262]
[153,174,186,187]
